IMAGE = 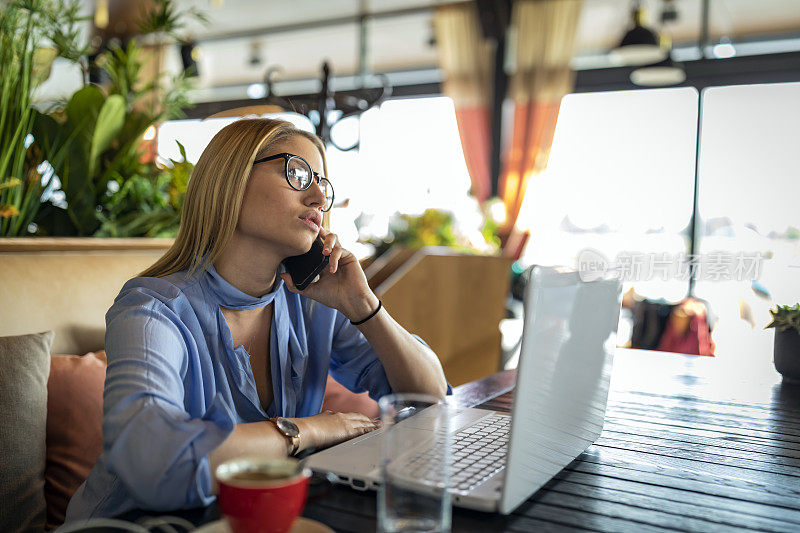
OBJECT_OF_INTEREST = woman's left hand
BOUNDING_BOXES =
[280,228,379,322]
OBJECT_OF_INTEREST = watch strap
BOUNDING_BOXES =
[287,434,300,456]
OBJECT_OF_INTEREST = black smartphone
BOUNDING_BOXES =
[282,236,330,291]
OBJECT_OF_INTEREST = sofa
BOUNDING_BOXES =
[0,238,377,532]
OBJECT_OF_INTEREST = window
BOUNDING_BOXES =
[516,88,699,304]
[694,82,800,363]
[157,114,315,164]
[326,96,476,256]
[157,97,479,258]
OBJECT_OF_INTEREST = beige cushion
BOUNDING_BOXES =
[0,331,54,533]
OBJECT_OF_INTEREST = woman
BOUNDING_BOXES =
[65,118,449,521]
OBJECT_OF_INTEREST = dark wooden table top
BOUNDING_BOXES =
[299,348,800,532]
[122,347,800,532]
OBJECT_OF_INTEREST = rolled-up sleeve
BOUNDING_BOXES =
[103,289,234,511]
[328,312,452,401]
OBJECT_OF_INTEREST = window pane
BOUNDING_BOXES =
[327,96,479,256]
[156,99,476,260]
[695,82,800,363]
[157,114,315,164]
[517,88,699,304]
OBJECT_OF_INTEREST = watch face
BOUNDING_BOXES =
[276,417,299,437]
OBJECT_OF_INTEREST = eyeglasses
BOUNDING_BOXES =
[253,152,335,212]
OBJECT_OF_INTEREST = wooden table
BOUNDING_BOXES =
[299,348,800,532]
[123,348,800,531]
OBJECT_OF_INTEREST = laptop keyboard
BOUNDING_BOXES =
[404,413,510,492]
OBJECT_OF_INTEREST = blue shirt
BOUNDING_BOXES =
[65,264,415,521]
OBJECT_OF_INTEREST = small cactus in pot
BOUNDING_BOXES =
[766,304,800,383]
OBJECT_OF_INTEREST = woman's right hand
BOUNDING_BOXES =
[295,411,380,450]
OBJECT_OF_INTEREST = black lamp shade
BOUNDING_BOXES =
[620,24,659,48]
[610,7,667,67]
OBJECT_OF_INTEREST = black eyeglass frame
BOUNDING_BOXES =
[253,152,334,212]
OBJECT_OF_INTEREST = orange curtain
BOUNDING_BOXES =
[500,0,582,248]
[433,4,494,203]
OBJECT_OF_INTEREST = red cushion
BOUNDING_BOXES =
[45,351,105,530]
[321,374,379,418]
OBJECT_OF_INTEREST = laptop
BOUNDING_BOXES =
[305,266,622,514]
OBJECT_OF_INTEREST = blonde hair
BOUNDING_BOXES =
[140,118,328,278]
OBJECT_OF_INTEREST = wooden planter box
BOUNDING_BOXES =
[366,247,513,386]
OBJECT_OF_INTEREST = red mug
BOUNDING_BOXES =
[216,457,311,533]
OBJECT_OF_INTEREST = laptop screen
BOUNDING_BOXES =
[501,267,622,514]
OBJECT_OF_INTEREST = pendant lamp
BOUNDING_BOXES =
[610,3,667,66]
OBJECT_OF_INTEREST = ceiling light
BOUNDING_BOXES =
[630,54,686,86]
[713,40,736,59]
[94,0,109,30]
[610,4,667,66]
[247,83,266,99]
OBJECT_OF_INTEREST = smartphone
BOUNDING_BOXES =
[282,236,330,291]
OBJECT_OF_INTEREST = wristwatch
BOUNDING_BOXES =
[270,417,300,456]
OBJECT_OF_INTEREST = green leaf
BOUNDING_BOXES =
[88,94,125,178]
[176,140,187,161]
[31,46,57,86]
[65,85,104,150]
[66,85,104,124]
[0,178,22,191]
[765,303,800,333]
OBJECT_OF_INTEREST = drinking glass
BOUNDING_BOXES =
[377,393,453,533]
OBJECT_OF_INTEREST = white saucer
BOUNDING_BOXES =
[195,516,334,533]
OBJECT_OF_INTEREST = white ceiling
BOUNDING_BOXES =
[184,9,439,85]
[178,0,800,46]
[171,0,800,88]
[177,0,451,40]
[35,0,800,104]
[574,0,800,50]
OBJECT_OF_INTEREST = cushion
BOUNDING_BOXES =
[321,374,379,418]
[0,331,54,533]
[44,351,106,530]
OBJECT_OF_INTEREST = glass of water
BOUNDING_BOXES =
[377,393,453,533]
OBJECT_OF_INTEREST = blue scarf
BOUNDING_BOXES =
[205,263,310,418]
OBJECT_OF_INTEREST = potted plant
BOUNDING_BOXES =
[31,0,205,238]
[0,0,204,239]
[0,0,62,236]
[766,304,800,382]
[32,41,195,237]
[363,207,501,260]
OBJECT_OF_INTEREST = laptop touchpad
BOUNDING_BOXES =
[402,406,490,432]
